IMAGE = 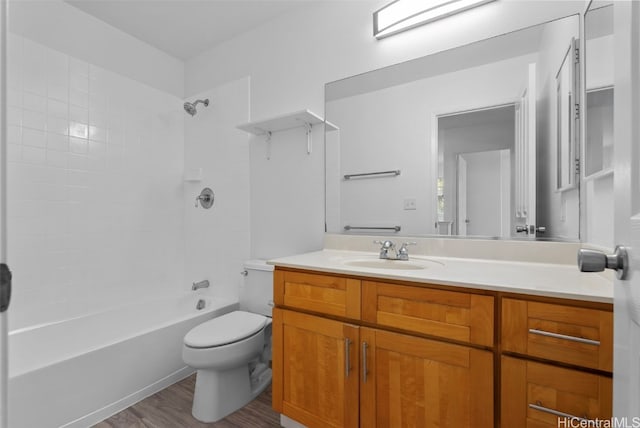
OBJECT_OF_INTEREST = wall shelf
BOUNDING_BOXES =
[237,109,338,159]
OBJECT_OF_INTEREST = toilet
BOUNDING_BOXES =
[182,260,274,423]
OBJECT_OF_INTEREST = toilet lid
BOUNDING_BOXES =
[184,311,267,348]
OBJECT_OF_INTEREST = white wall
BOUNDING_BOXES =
[186,0,584,256]
[249,125,326,259]
[9,0,184,97]
[183,78,251,299]
[6,33,185,327]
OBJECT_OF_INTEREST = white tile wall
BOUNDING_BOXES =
[7,34,186,328]
[183,78,250,302]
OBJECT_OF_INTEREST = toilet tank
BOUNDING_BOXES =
[239,260,274,317]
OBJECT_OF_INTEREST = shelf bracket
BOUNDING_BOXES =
[265,131,272,160]
[303,122,312,154]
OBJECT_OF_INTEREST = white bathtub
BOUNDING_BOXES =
[8,293,238,428]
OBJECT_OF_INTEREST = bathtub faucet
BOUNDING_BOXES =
[192,280,210,291]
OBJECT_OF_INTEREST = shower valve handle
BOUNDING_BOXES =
[195,188,215,209]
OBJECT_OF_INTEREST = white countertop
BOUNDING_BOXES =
[269,249,613,304]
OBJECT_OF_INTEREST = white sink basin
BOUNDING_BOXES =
[341,258,443,271]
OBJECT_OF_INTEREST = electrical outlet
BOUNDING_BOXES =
[403,199,417,210]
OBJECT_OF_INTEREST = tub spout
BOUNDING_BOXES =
[192,280,210,291]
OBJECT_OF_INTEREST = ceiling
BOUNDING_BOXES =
[65,0,315,60]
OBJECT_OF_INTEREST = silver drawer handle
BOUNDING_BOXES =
[362,342,368,383]
[529,402,590,423]
[345,338,352,377]
[528,329,600,346]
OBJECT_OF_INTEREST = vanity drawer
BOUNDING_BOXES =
[501,356,612,427]
[501,298,613,371]
[274,269,361,320]
[361,281,494,347]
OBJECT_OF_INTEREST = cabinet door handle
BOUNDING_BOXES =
[362,342,368,383]
[345,338,352,377]
[528,329,600,346]
[529,402,590,423]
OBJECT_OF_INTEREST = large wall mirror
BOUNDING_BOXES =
[325,15,581,241]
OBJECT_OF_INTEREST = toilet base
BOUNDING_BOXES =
[191,365,272,423]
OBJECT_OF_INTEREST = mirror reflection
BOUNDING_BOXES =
[585,2,613,178]
[584,2,614,248]
[325,15,580,241]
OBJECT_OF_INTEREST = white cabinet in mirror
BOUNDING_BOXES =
[325,15,582,241]
[584,2,614,249]
[585,3,614,180]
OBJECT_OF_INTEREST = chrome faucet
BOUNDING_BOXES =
[373,240,417,260]
[192,279,210,291]
[373,240,396,259]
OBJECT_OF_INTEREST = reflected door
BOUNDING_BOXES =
[460,150,510,237]
[515,63,537,235]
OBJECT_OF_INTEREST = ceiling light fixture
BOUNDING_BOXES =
[373,0,497,39]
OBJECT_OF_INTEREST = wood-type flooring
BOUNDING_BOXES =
[95,374,280,428]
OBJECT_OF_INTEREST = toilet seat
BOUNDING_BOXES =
[184,311,267,349]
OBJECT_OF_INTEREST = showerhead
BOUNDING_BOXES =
[184,98,209,116]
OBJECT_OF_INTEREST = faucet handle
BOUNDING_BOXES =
[374,240,395,260]
[373,240,395,249]
[397,242,417,260]
[399,242,417,250]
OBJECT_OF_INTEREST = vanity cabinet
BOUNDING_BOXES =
[273,269,361,320]
[272,268,495,428]
[500,297,613,427]
[360,327,493,427]
[272,309,359,428]
[501,298,613,371]
[501,356,612,427]
[362,280,494,347]
[272,267,613,428]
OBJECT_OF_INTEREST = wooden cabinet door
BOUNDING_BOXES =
[360,327,493,428]
[272,308,359,428]
[274,269,361,319]
[362,281,494,346]
[501,356,612,427]
[502,298,613,371]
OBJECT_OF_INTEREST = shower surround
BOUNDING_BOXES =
[6,33,186,321]
[5,11,252,426]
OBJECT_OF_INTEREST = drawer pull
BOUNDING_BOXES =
[362,342,368,383]
[529,402,590,423]
[345,338,352,377]
[528,329,600,346]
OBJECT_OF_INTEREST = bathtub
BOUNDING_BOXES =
[8,293,238,428]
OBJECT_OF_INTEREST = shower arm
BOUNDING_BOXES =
[192,99,209,108]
